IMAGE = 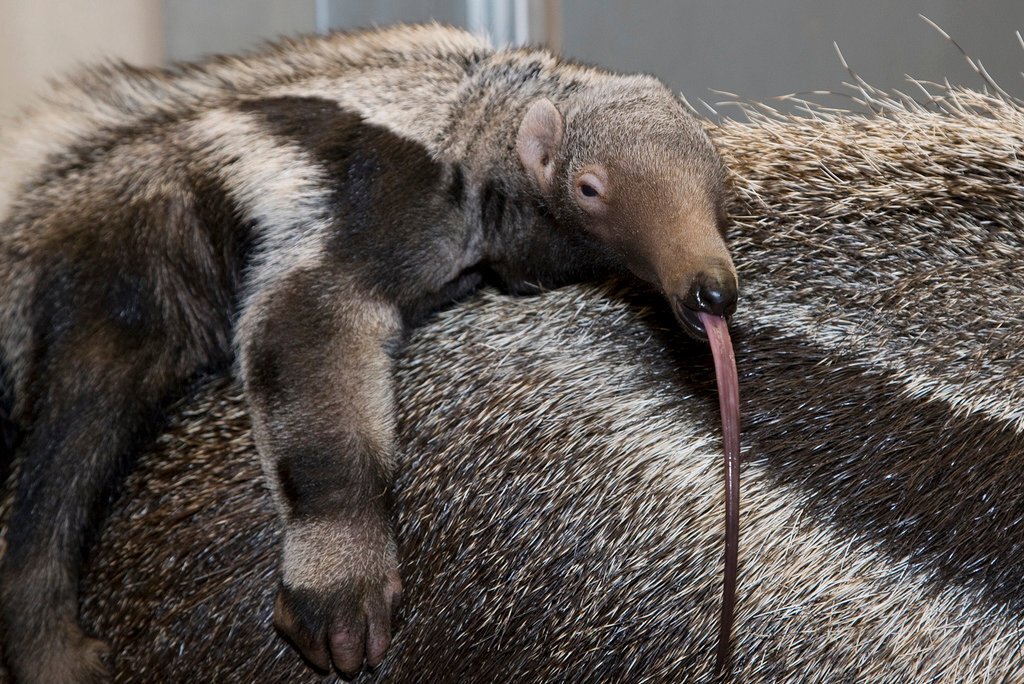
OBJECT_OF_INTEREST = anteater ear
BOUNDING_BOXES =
[516,99,563,192]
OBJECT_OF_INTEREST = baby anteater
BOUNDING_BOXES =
[0,24,736,681]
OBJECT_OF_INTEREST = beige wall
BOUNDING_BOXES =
[0,0,163,121]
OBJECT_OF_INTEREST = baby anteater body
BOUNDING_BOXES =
[0,24,736,681]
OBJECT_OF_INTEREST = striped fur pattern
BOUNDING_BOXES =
[2,83,1019,681]
[0,24,736,682]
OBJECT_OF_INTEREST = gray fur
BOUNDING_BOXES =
[0,23,734,682]
[2,83,1019,682]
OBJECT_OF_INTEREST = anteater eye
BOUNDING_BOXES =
[580,184,599,197]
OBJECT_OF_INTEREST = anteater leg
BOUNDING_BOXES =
[239,266,404,676]
[0,338,209,683]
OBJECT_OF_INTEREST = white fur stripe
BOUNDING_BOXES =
[737,293,1024,434]
[266,78,463,154]
[595,384,1024,680]
[186,108,332,303]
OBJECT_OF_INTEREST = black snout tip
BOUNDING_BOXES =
[697,281,737,317]
[673,274,738,341]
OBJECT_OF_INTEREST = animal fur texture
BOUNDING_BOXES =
[0,24,738,682]
[2,74,1021,681]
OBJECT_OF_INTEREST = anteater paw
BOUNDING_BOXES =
[273,569,402,676]
[274,521,402,676]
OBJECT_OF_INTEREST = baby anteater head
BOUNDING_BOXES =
[516,77,737,339]
[515,76,743,670]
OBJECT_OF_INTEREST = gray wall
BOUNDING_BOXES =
[163,0,316,59]
[324,0,465,29]
[163,0,465,60]
[164,1,1024,108]
[561,1,1024,112]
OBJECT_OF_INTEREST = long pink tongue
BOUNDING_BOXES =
[698,311,740,675]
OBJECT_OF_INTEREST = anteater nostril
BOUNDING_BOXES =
[690,275,738,317]
[671,272,737,340]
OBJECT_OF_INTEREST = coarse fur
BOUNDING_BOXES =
[1,81,1020,682]
[0,24,736,682]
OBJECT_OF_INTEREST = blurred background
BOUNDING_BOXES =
[2,0,1023,120]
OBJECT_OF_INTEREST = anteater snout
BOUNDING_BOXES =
[670,266,738,341]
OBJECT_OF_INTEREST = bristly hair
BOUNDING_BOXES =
[0,356,15,481]
[5,24,1024,684]
[32,66,1024,682]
